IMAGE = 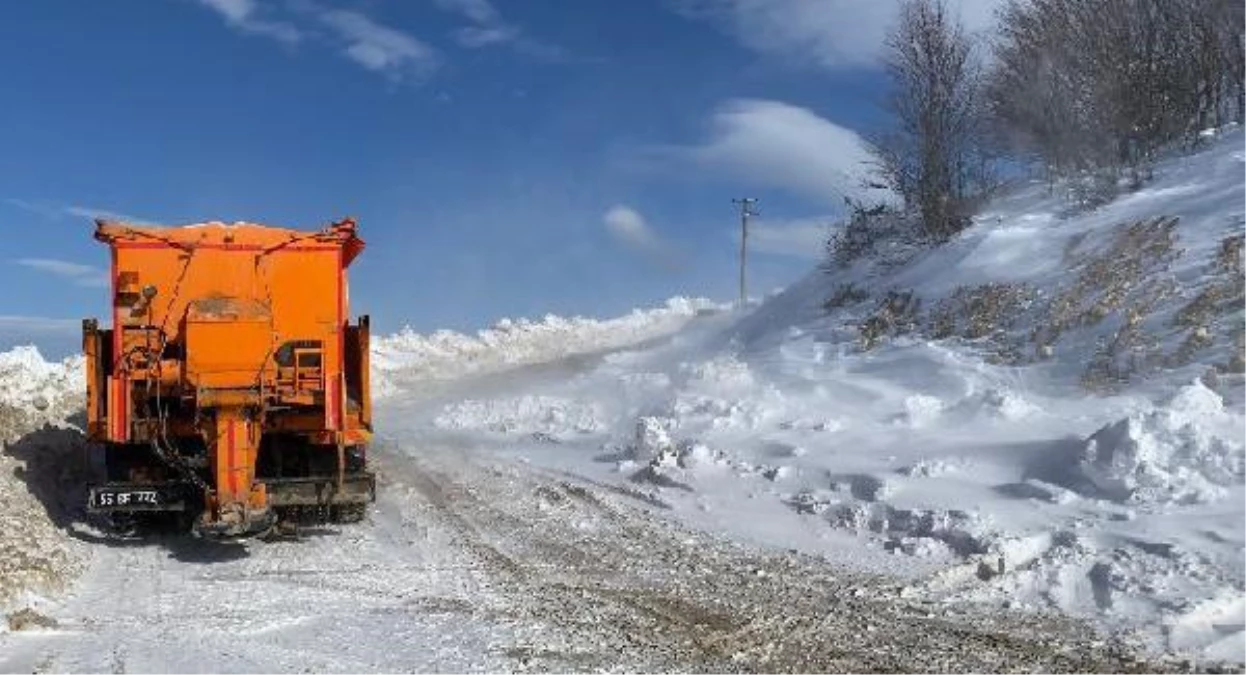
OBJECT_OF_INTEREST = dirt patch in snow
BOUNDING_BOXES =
[384,449,1191,673]
[6,607,58,632]
[0,422,90,610]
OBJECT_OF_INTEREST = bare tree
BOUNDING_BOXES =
[989,0,1245,184]
[872,0,995,242]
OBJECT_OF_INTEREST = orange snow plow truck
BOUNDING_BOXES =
[82,217,374,538]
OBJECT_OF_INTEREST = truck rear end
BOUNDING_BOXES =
[83,217,374,537]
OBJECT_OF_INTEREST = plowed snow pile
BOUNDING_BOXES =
[371,297,724,397]
[0,347,88,611]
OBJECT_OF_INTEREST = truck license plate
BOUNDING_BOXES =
[92,489,161,508]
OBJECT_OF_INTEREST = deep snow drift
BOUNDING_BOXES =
[382,129,1246,664]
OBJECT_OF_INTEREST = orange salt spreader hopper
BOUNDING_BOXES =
[82,217,374,538]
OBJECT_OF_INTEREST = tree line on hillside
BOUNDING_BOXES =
[842,0,1245,252]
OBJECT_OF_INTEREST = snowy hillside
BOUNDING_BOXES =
[379,129,1246,663]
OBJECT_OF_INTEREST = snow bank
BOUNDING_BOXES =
[0,346,89,612]
[1075,380,1244,504]
[0,347,84,425]
[371,297,725,397]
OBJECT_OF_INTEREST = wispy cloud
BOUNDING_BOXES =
[0,315,81,348]
[15,258,110,288]
[196,0,303,45]
[4,198,157,226]
[196,0,439,82]
[433,0,501,25]
[674,0,1000,69]
[603,205,679,271]
[317,9,440,81]
[0,315,82,356]
[648,99,892,206]
[63,205,156,224]
[433,0,562,58]
[747,216,832,258]
[0,315,80,334]
[456,24,521,48]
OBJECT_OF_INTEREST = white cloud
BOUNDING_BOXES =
[748,217,832,258]
[456,24,521,48]
[317,10,440,80]
[604,206,660,249]
[653,99,891,206]
[433,0,501,25]
[196,1,440,82]
[196,0,303,45]
[0,316,79,334]
[15,258,110,288]
[603,205,680,270]
[676,0,1001,69]
[434,0,514,48]
[0,316,81,350]
[4,198,157,226]
[63,205,157,225]
[431,0,561,58]
[2,198,56,220]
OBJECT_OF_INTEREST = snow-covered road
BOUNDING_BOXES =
[0,437,1173,673]
[0,310,1232,673]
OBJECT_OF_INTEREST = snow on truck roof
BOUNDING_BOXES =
[93,217,366,265]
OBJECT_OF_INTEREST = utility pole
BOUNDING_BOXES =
[733,197,758,307]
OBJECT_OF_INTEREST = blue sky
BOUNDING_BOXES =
[0,0,998,357]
